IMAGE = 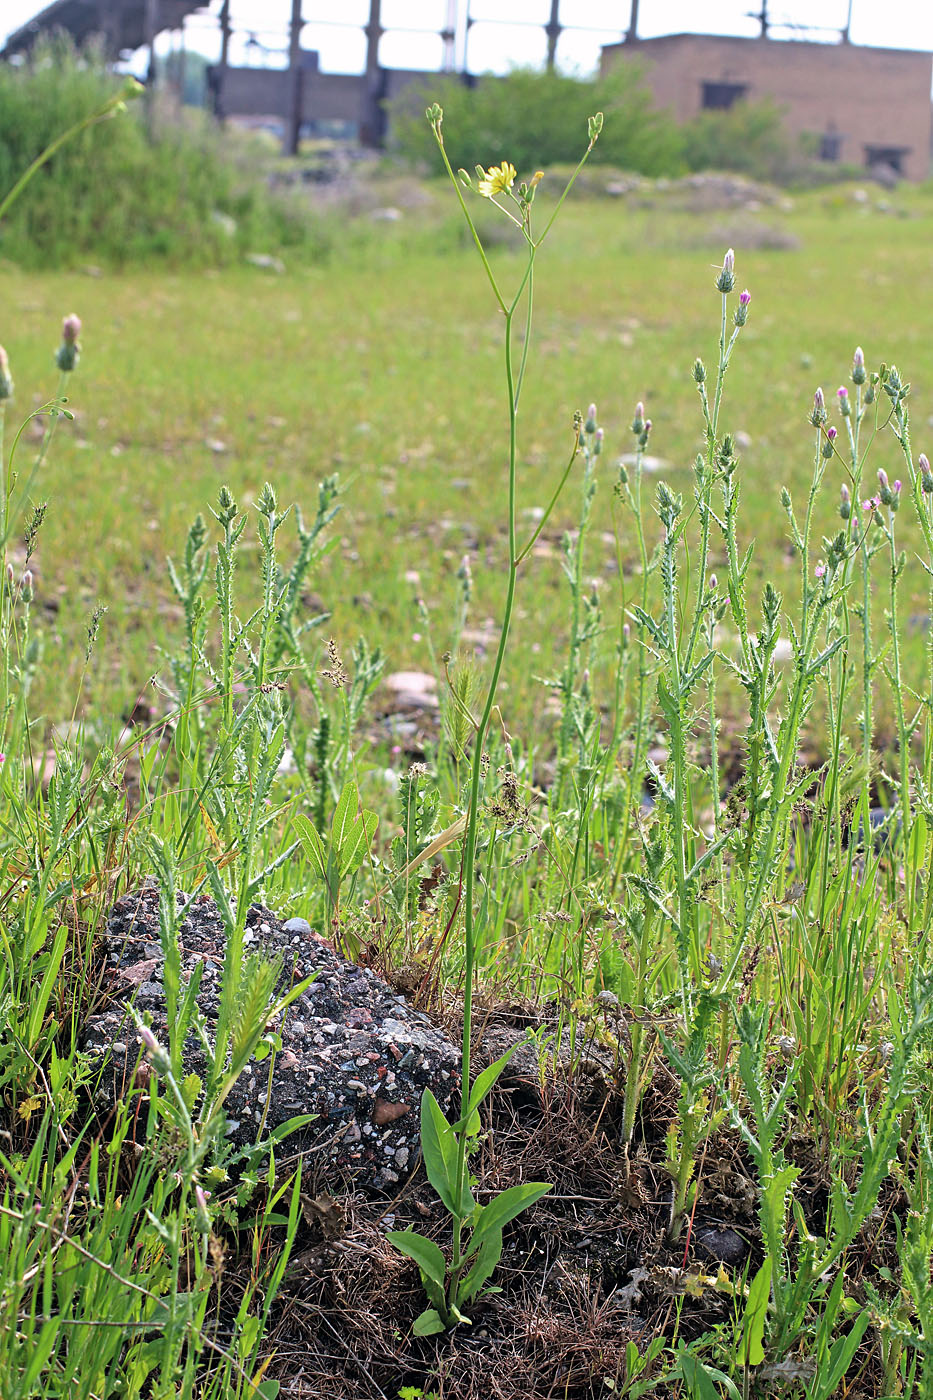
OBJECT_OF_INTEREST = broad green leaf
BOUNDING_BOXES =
[386,1230,447,1289]
[742,1257,772,1367]
[412,1307,447,1336]
[420,1089,458,1214]
[293,814,327,881]
[331,781,359,858]
[457,1227,502,1305]
[337,808,378,880]
[469,1181,551,1255]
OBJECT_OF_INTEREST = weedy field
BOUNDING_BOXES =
[3,91,933,1400]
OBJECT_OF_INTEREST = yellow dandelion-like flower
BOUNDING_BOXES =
[478,161,516,198]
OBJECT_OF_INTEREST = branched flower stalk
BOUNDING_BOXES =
[389,104,603,1333]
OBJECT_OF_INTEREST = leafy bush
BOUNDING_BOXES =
[0,36,322,267]
[389,66,686,178]
[681,97,796,181]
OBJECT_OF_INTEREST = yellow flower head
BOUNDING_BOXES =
[478,161,516,198]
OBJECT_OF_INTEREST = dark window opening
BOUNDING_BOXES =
[701,81,747,110]
[819,131,842,161]
[865,145,910,174]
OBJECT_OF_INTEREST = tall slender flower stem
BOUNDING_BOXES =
[425,107,602,1310]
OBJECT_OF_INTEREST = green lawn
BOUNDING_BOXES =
[6,177,932,750]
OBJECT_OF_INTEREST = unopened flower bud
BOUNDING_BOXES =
[138,1024,170,1072]
[891,479,902,511]
[0,345,12,401]
[693,358,706,384]
[585,403,597,434]
[594,427,603,456]
[837,385,851,418]
[716,248,735,294]
[5,562,12,587]
[877,467,892,505]
[622,621,630,645]
[852,346,867,386]
[631,401,645,434]
[709,573,717,590]
[920,453,933,493]
[21,570,33,603]
[811,387,827,427]
[839,483,851,520]
[733,288,751,327]
[55,314,81,372]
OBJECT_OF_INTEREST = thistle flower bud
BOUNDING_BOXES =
[877,467,892,505]
[733,289,751,327]
[891,479,902,512]
[622,621,630,645]
[839,483,851,520]
[852,346,866,385]
[55,313,81,372]
[822,424,837,458]
[716,248,735,294]
[837,385,851,418]
[585,403,597,435]
[811,388,827,427]
[594,427,603,456]
[709,573,718,590]
[631,402,645,434]
[0,345,12,401]
[920,453,933,493]
[815,561,827,580]
[693,358,706,384]
[138,1024,171,1073]
[21,570,33,603]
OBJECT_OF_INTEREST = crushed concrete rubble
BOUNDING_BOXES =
[83,888,460,1189]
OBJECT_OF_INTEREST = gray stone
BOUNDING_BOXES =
[84,889,460,1190]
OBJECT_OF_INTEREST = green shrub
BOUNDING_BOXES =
[0,36,323,267]
[389,66,686,178]
[681,98,795,182]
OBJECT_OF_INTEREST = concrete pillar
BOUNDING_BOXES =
[284,0,303,156]
[360,0,384,147]
[545,0,560,70]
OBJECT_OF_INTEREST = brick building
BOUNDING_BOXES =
[601,34,933,181]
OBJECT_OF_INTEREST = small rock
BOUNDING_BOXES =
[372,1099,411,1126]
[693,1222,748,1265]
[245,252,285,273]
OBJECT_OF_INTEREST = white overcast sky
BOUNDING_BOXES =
[2,0,932,74]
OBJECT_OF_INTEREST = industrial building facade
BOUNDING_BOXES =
[602,33,933,181]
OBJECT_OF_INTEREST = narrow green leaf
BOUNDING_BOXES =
[742,1257,772,1367]
[457,1227,502,1305]
[386,1230,447,1289]
[467,1038,529,1117]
